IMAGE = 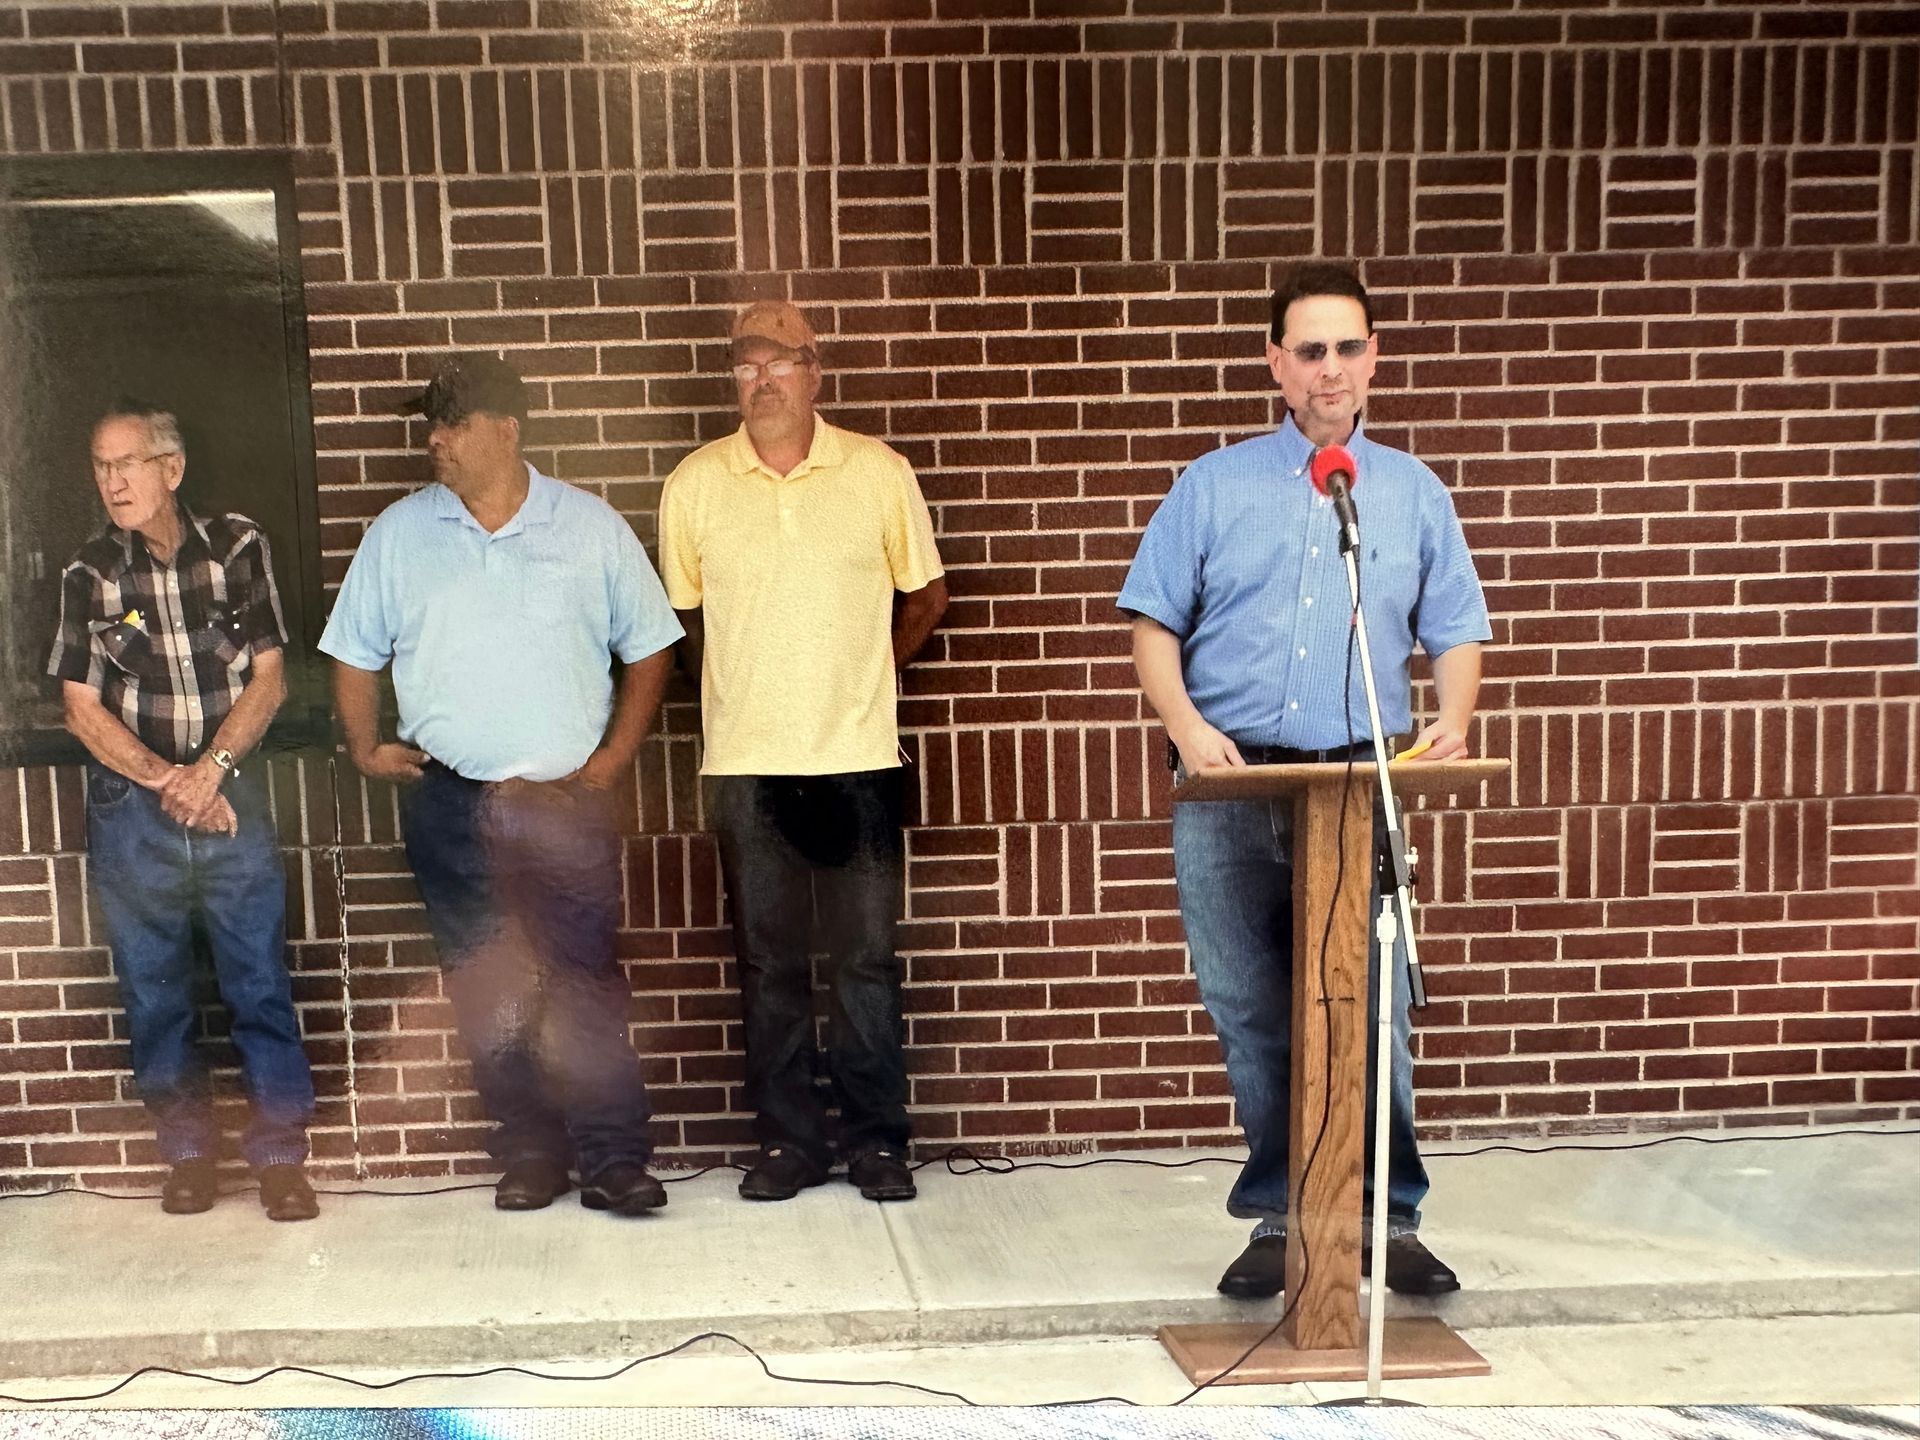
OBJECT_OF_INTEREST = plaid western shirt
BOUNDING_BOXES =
[47,503,289,766]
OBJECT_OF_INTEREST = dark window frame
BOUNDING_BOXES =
[0,148,328,766]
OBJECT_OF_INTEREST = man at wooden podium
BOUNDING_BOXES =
[1119,263,1491,1302]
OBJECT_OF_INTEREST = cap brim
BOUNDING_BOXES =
[730,334,816,354]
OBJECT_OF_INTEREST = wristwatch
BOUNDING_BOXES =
[208,748,238,781]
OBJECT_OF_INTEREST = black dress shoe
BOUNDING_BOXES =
[258,1163,319,1222]
[1217,1234,1287,1299]
[580,1163,667,1216]
[847,1147,916,1202]
[494,1156,572,1211]
[1363,1233,1461,1296]
[160,1158,218,1215]
[738,1145,828,1201]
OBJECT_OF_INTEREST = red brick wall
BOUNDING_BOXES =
[2,0,1917,1186]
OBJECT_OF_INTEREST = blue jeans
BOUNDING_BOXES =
[1172,781,1427,1235]
[400,762,653,1177]
[706,770,910,1168]
[84,764,314,1169]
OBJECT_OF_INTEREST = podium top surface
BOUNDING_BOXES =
[1173,757,1509,803]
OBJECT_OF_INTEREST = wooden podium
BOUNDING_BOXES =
[1157,757,1509,1386]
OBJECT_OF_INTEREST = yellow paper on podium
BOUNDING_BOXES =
[1393,738,1433,764]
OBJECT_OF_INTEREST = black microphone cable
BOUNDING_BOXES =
[4,1137,1915,1407]
[12,1119,1909,1207]
[7,556,1912,1413]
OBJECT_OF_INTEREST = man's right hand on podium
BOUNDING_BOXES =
[1172,718,1245,773]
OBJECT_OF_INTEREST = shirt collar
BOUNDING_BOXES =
[1275,412,1315,474]
[431,462,557,534]
[725,417,845,482]
[103,498,211,577]
[1277,411,1369,474]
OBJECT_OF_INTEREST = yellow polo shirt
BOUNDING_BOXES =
[658,419,944,776]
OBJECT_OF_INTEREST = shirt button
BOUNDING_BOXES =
[1297,647,1307,658]
[1311,546,1320,557]
[1289,701,1300,711]
[1303,596,1314,607]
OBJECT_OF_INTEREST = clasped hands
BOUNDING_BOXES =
[156,756,237,836]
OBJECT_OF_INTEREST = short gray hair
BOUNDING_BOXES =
[95,397,184,461]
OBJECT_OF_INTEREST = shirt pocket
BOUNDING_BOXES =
[195,602,247,669]
[520,557,601,636]
[89,617,154,680]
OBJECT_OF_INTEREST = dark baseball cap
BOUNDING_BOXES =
[399,352,529,425]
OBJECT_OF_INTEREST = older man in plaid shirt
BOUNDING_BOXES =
[48,398,317,1220]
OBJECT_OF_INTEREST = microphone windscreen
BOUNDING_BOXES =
[1309,444,1359,497]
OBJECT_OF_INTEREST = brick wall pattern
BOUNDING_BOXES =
[1,0,1916,1185]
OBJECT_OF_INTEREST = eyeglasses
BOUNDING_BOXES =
[731,359,807,383]
[91,452,178,479]
[1284,338,1371,364]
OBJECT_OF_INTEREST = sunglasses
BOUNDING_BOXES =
[1284,338,1371,364]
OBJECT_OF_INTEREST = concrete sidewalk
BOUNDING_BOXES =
[2,1319,1917,1410]
[0,1124,1915,1405]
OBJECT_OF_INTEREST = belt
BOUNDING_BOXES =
[1238,741,1378,765]
[1166,739,1381,771]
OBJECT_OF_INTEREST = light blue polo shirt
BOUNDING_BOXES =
[1118,414,1490,750]
[319,464,683,782]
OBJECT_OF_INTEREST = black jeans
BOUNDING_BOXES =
[400,762,653,1177]
[706,769,910,1167]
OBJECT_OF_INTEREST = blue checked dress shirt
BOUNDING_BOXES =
[1118,413,1491,751]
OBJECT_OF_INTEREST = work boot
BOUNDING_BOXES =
[494,1156,571,1211]
[580,1162,667,1216]
[738,1145,828,1201]
[258,1163,319,1222]
[846,1146,916,1201]
[1363,1232,1460,1296]
[160,1158,218,1215]
[1217,1234,1287,1299]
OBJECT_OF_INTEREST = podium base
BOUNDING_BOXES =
[1157,1316,1491,1385]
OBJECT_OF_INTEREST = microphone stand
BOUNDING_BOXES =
[1327,473,1424,1404]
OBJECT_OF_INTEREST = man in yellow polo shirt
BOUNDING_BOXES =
[659,300,948,1203]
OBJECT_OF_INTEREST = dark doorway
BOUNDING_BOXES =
[0,151,325,763]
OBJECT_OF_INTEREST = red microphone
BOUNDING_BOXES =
[1309,444,1358,499]
[1309,445,1362,553]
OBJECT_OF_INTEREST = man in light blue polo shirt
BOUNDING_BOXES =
[1121,264,1491,1302]
[320,353,682,1218]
